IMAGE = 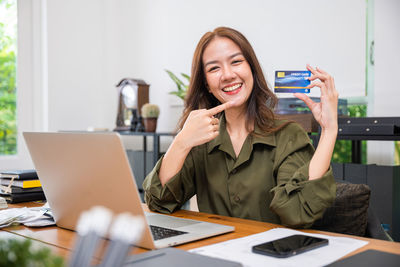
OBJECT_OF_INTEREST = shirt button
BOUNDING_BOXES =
[234,195,240,202]
[231,168,237,174]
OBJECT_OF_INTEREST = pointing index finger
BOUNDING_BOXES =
[206,101,235,116]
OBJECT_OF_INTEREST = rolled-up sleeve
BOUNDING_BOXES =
[269,124,336,228]
[143,152,196,214]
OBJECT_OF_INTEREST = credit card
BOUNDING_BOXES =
[274,70,311,93]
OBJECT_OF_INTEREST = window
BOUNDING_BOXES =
[0,0,17,155]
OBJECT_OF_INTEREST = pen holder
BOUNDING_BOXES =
[69,207,144,267]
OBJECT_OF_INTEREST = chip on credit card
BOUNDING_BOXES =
[274,70,311,93]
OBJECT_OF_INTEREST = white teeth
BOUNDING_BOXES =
[222,84,241,92]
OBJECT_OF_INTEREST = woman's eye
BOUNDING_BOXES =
[208,66,219,72]
[232,59,243,65]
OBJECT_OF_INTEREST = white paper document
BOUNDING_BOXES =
[0,203,55,228]
[190,228,368,267]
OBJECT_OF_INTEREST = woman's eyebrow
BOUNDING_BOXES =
[229,52,243,59]
[203,52,243,68]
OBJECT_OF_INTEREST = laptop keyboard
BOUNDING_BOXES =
[150,225,188,241]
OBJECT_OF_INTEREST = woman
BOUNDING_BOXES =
[143,27,337,228]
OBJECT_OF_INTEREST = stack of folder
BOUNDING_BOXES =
[0,170,46,203]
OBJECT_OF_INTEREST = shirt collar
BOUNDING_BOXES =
[207,114,276,155]
[252,122,277,147]
[207,114,231,155]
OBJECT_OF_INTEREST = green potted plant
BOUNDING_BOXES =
[141,103,160,132]
[0,238,65,267]
[165,70,190,101]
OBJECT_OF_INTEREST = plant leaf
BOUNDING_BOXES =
[165,69,185,91]
[181,73,191,85]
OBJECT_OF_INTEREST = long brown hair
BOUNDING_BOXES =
[178,27,281,134]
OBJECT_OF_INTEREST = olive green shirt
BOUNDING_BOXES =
[143,115,336,228]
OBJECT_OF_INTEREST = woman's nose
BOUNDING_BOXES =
[221,65,236,81]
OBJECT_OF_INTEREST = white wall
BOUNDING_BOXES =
[367,0,400,165]
[372,0,400,116]
[46,0,109,131]
[44,0,366,134]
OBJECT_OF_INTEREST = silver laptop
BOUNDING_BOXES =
[23,132,234,249]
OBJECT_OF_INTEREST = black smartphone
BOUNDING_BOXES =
[252,234,329,258]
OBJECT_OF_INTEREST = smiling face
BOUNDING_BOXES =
[202,37,254,110]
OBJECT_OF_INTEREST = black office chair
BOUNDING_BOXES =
[365,205,393,241]
[312,182,392,241]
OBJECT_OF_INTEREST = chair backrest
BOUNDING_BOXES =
[312,182,371,237]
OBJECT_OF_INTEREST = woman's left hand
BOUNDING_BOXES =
[294,64,339,133]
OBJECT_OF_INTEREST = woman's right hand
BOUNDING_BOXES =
[159,101,235,186]
[175,101,235,150]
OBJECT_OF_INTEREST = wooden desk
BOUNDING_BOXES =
[1,202,400,264]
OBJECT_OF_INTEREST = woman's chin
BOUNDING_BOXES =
[231,95,246,106]
[218,94,246,108]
